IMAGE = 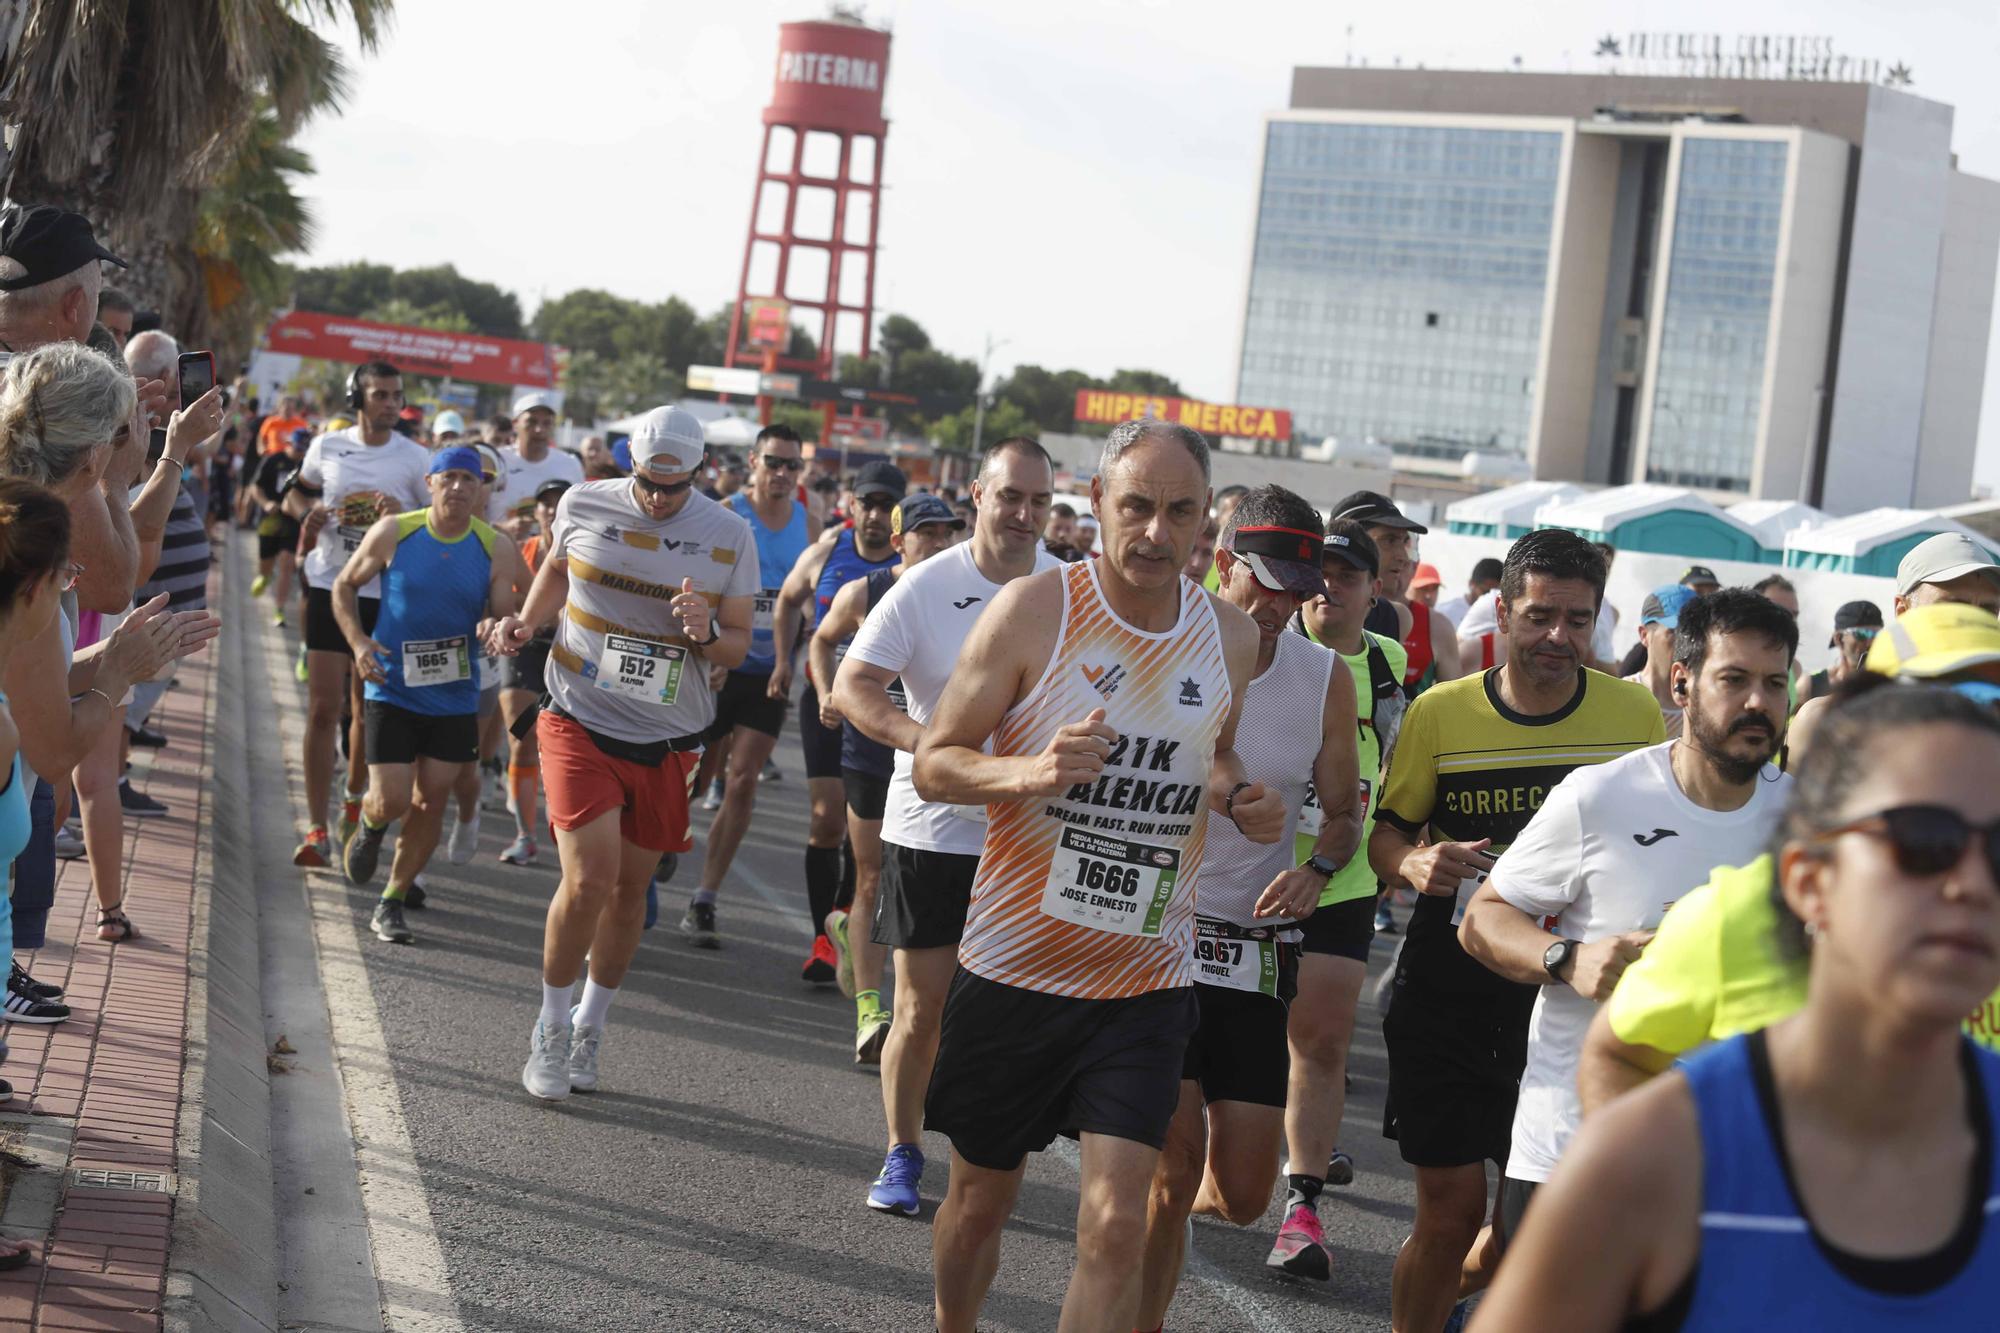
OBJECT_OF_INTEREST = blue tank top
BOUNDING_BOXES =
[0,696,28,868]
[366,513,498,716]
[727,493,811,674]
[1669,1030,2000,1330]
[813,527,898,631]
[839,569,905,778]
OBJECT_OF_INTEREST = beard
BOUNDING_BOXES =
[1686,698,1778,784]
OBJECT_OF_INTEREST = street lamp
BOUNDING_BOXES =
[969,332,1012,464]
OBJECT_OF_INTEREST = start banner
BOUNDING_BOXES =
[265,311,558,388]
[1073,390,1292,443]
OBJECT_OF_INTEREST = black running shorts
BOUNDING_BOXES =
[500,638,550,695]
[1297,893,1377,963]
[798,680,843,779]
[1181,980,1291,1108]
[1380,976,1530,1169]
[257,514,301,561]
[925,967,1199,1171]
[843,769,889,822]
[305,586,378,655]
[872,842,977,950]
[711,669,787,740]
[364,700,479,766]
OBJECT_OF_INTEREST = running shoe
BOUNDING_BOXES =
[52,827,84,861]
[825,908,855,998]
[1266,1202,1332,1280]
[294,646,309,683]
[1374,899,1397,934]
[1,982,69,1025]
[370,899,413,944]
[566,1005,602,1093]
[447,812,479,865]
[701,779,724,812]
[404,877,429,911]
[483,767,510,813]
[644,880,659,931]
[119,780,168,818]
[655,851,679,885]
[292,826,331,868]
[522,1018,573,1101]
[1326,1150,1355,1187]
[499,833,537,866]
[343,823,387,887]
[801,934,838,986]
[128,725,168,749]
[250,573,270,597]
[680,901,719,949]
[335,799,362,850]
[855,997,890,1067]
[10,963,61,1001]
[866,1144,924,1216]
[761,758,782,782]
[272,611,287,628]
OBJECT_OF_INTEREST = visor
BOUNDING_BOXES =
[1228,525,1328,598]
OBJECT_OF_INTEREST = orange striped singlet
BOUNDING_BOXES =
[957,560,1233,999]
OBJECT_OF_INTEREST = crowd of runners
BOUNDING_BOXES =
[2,203,2000,1328]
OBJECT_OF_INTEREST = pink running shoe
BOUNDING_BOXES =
[1265,1201,1332,1280]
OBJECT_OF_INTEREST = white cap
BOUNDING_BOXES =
[1895,531,2000,597]
[628,406,707,476]
[512,390,559,418]
[432,409,465,436]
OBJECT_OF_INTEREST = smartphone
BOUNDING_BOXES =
[177,350,216,407]
[145,427,167,469]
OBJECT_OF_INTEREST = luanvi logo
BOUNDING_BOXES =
[952,595,982,610]
[1177,677,1204,707]
[1633,828,1680,847]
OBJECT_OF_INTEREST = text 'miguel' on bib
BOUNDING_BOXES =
[1192,918,1278,996]
[596,633,686,706]
[402,635,471,688]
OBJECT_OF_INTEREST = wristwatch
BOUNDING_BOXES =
[1543,938,1577,983]
[1302,853,1341,880]
[692,621,721,648]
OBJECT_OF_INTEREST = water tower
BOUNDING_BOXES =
[725,12,891,441]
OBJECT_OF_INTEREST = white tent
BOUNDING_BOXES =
[1727,499,1826,554]
[703,415,759,447]
[1444,480,1587,538]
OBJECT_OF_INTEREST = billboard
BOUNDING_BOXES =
[745,298,792,349]
[1073,390,1293,443]
[266,311,558,388]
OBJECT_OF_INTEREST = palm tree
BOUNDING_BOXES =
[193,100,318,359]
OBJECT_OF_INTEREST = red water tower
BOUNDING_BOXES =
[725,14,891,440]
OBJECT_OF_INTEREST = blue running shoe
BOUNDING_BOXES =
[866,1143,924,1216]
[644,879,659,931]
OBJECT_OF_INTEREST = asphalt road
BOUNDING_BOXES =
[241,543,1420,1332]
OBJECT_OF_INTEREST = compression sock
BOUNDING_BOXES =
[805,845,841,938]
[539,982,574,1029]
[837,837,856,911]
[508,763,540,835]
[1285,1174,1324,1211]
[362,813,388,833]
[576,978,617,1029]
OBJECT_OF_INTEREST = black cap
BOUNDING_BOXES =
[853,460,908,501]
[1679,564,1720,588]
[0,205,127,291]
[1330,489,1427,534]
[1321,522,1381,577]
[1832,600,1883,633]
[534,478,573,504]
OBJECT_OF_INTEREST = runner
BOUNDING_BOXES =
[1473,684,2000,1331]
[489,391,582,540]
[332,446,519,944]
[496,476,571,866]
[1369,528,1663,1333]
[810,493,963,1061]
[1458,588,1795,1257]
[913,419,1282,1333]
[283,361,431,867]
[831,437,1061,1215]
[1264,518,1409,1279]
[1135,487,1362,1328]
[1335,489,1463,696]
[486,405,756,1101]
[445,442,509,865]
[249,427,309,625]
[770,459,905,979]
[1619,584,1697,737]
[678,424,818,948]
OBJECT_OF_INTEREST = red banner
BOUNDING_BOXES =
[1073,390,1292,442]
[265,311,558,388]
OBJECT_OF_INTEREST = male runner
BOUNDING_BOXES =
[770,459,905,979]
[832,438,1061,1215]
[811,493,963,1060]
[333,446,519,943]
[496,476,570,865]
[487,406,755,1100]
[1336,489,1462,696]
[1459,588,1794,1251]
[283,361,431,867]
[489,391,582,539]
[1370,528,1663,1333]
[679,423,818,947]
[1135,488,1362,1330]
[914,420,1284,1333]
[1894,531,2000,615]
[1265,519,1408,1278]
[249,426,308,624]
[1620,584,1697,737]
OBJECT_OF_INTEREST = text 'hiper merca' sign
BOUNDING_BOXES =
[1073,390,1293,443]
[265,311,558,388]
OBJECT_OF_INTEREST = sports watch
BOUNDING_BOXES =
[1302,853,1341,880]
[1543,938,1577,983]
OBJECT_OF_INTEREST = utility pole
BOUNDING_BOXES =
[969,331,1011,466]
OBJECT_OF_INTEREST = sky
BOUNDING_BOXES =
[293,0,2000,490]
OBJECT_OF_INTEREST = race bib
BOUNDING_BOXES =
[595,633,687,706]
[752,588,779,634]
[1299,776,1370,840]
[1192,917,1278,996]
[337,524,368,555]
[402,636,471,687]
[1449,867,1489,927]
[1039,826,1178,936]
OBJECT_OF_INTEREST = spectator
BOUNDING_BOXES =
[94,286,134,351]
[1436,557,1503,627]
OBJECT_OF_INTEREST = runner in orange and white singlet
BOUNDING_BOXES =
[914,419,1284,1333]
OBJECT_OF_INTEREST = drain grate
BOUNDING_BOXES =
[70,1168,173,1194]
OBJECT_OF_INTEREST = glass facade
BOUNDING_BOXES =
[1237,120,1562,458]
[1644,138,1789,493]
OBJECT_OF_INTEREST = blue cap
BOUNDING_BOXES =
[894,493,963,535]
[1641,583,1698,628]
[288,426,312,446]
[611,437,634,473]
[429,445,484,478]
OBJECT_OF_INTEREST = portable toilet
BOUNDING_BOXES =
[1782,508,2000,577]
[1728,500,1827,563]
[1445,481,1587,539]
[1533,484,1763,562]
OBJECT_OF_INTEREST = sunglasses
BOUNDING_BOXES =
[632,472,694,498]
[1814,803,2000,881]
[758,455,803,473]
[60,560,84,592]
[857,494,898,512]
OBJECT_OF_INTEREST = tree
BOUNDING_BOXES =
[192,100,317,362]
[932,398,1032,454]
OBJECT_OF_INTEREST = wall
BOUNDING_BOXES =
[1913,171,2000,507]
[1752,129,1849,500]
[1530,129,1622,482]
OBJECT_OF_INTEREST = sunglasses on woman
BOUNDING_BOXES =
[1814,804,2000,880]
[61,561,84,592]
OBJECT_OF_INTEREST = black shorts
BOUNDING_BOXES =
[305,586,378,655]
[711,669,787,740]
[1380,977,1531,1169]
[844,769,889,821]
[364,700,480,766]
[1494,1175,1539,1258]
[872,842,978,950]
[1182,981,1291,1108]
[1297,894,1377,962]
[798,681,844,779]
[926,968,1200,1171]
[501,638,550,694]
[257,514,301,560]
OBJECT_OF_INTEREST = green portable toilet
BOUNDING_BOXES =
[1533,484,1763,563]
[1445,481,1587,539]
[1782,508,2000,577]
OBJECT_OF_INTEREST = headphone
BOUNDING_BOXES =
[347,364,366,413]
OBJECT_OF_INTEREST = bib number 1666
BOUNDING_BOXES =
[1074,857,1142,896]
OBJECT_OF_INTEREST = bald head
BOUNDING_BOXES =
[123,329,179,388]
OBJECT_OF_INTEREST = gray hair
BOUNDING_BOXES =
[0,341,135,487]
[0,259,99,323]
[123,328,180,382]
[1099,418,1211,482]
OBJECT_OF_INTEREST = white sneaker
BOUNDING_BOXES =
[447,811,478,865]
[483,768,510,813]
[52,827,85,861]
[522,1019,573,1101]
[700,779,723,812]
[567,1005,602,1092]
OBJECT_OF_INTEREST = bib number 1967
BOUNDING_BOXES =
[595,633,686,706]
[1038,826,1179,937]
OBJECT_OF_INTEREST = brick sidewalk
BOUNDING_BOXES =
[0,617,214,1331]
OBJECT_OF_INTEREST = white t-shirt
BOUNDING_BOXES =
[844,541,1062,856]
[1491,742,1789,1183]
[1459,588,1500,641]
[490,446,584,527]
[296,428,431,595]
[1591,599,1620,663]
[1436,592,1474,627]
